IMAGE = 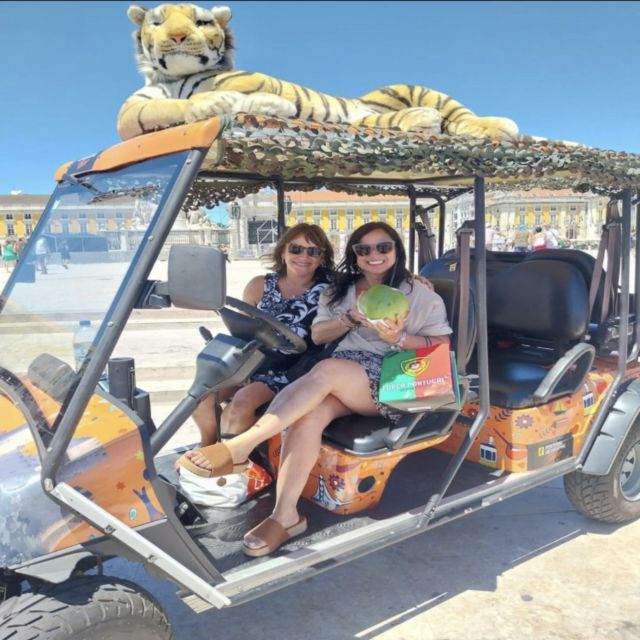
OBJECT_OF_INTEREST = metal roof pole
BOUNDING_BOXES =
[580,189,634,463]
[407,185,417,273]
[438,198,446,257]
[276,177,287,239]
[418,176,490,526]
[619,188,631,370]
[630,193,640,360]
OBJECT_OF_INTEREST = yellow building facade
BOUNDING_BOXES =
[0,194,49,240]
[287,191,410,234]
[485,189,610,245]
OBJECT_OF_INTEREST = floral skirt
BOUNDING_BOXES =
[250,370,290,395]
[332,350,402,423]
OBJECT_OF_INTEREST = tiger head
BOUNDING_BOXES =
[128,4,234,82]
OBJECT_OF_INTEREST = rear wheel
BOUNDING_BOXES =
[0,576,172,640]
[564,422,640,523]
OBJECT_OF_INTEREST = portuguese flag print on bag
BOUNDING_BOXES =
[378,343,461,412]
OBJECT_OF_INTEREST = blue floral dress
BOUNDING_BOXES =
[251,272,330,393]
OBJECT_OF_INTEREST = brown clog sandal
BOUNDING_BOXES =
[242,516,308,557]
[176,441,247,478]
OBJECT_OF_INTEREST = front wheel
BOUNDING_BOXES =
[0,576,172,640]
[564,421,640,523]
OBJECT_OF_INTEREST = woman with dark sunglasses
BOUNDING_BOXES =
[180,222,451,554]
[183,223,334,460]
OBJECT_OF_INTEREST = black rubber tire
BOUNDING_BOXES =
[0,576,172,640]
[564,421,640,524]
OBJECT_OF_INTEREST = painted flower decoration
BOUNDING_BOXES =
[328,475,345,492]
[515,414,534,429]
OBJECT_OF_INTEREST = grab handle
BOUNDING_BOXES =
[532,343,596,404]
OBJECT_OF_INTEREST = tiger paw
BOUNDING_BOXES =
[232,93,297,119]
[185,90,247,123]
[449,116,519,141]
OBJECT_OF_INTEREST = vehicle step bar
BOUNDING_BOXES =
[182,456,579,611]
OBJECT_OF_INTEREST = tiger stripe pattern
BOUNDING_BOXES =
[117,4,519,142]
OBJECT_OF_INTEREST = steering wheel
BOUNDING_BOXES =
[224,296,307,355]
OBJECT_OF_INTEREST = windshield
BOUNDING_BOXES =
[0,153,188,425]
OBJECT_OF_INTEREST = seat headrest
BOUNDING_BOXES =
[523,249,609,324]
[523,249,596,286]
[420,248,525,282]
[487,261,589,341]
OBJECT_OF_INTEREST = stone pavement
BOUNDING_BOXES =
[109,484,640,640]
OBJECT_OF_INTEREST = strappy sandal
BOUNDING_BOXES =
[242,516,308,557]
[176,441,247,478]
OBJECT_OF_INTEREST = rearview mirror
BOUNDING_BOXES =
[167,245,226,310]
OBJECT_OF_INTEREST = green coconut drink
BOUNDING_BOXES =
[358,284,410,326]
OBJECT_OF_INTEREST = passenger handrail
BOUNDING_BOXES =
[589,202,622,324]
[532,342,596,404]
[454,224,473,376]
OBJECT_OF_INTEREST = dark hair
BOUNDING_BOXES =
[266,223,334,279]
[328,222,412,306]
[535,226,542,233]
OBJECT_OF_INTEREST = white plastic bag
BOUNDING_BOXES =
[178,460,272,508]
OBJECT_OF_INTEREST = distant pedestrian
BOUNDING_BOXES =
[511,224,530,252]
[530,226,546,251]
[2,238,17,273]
[485,224,496,250]
[59,240,71,269]
[14,237,26,262]
[543,224,560,249]
[35,236,49,274]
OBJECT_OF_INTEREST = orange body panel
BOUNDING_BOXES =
[0,384,164,555]
[435,366,626,472]
[268,361,640,515]
[268,432,449,515]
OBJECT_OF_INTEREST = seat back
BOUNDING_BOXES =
[487,260,589,345]
[485,260,592,408]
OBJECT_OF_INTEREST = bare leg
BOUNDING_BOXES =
[243,395,351,550]
[191,389,235,447]
[187,358,380,473]
[185,381,275,467]
[221,381,274,437]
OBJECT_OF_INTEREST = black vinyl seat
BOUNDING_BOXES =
[486,260,594,409]
[522,248,632,354]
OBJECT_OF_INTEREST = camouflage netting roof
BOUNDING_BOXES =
[187,113,640,208]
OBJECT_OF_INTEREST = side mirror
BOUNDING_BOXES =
[167,245,226,310]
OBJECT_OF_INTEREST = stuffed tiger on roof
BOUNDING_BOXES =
[117,4,519,142]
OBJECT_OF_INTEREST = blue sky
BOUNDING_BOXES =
[2,1,640,195]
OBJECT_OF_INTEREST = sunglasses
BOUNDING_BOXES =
[288,243,324,257]
[352,241,395,257]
